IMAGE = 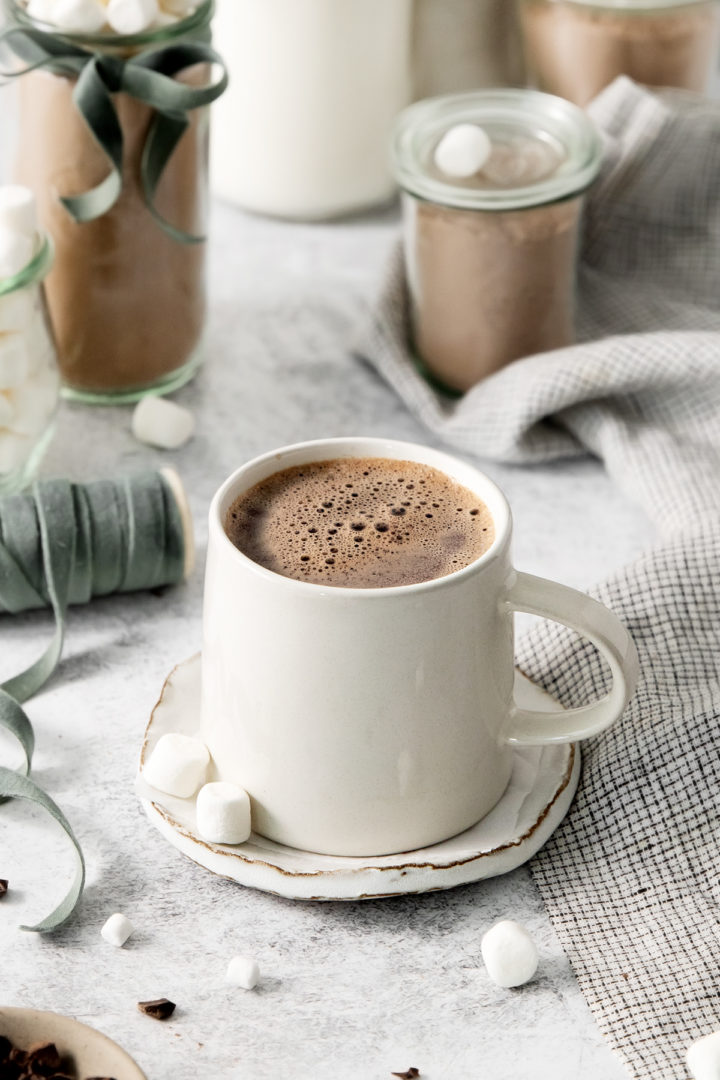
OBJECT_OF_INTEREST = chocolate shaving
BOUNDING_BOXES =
[0,880,8,897]
[391,1069,420,1078]
[0,1034,117,1079]
[137,998,176,1021]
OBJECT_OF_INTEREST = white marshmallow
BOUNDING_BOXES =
[26,0,58,23]
[8,367,60,436]
[0,431,32,474]
[107,0,158,35]
[51,0,108,32]
[160,0,194,14]
[434,123,492,180]
[131,395,195,450]
[101,912,135,948]
[0,187,37,239]
[0,335,32,389]
[480,920,539,988]
[196,782,252,845]
[0,291,37,335]
[0,392,14,427]
[143,732,210,798]
[0,230,34,280]
[688,1031,720,1079]
[226,956,260,990]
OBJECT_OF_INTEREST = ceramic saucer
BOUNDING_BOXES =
[138,655,580,900]
[0,1007,146,1079]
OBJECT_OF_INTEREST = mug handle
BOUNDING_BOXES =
[504,572,639,745]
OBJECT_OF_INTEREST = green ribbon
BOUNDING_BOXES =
[0,9,228,243]
[0,472,188,931]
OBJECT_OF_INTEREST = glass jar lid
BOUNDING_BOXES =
[391,89,604,211]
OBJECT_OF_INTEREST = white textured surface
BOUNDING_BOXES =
[0,199,652,1079]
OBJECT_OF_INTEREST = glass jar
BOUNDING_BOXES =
[412,0,525,99]
[519,0,720,107]
[5,0,221,402]
[0,231,60,493]
[391,90,603,393]
[211,0,413,219]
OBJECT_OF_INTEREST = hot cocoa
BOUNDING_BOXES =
[520,0,719,107]
[225,457,495,588]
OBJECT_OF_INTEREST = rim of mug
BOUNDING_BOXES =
[209,437,512,596]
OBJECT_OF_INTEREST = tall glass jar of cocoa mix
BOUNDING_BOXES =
[391,90,603,394]
[519,0,720,107]
[2,0,227,402]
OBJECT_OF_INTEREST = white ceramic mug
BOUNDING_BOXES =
[201,437,638,857]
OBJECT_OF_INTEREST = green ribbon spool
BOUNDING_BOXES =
[0,0,228,243]
[0,471,190,931]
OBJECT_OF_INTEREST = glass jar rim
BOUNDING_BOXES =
[4,0,213,49]
[0,233,54,297]
[391,89,604,212]
[529,0,713,8]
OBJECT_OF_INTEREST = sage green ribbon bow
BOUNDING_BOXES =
[0,21,228,243]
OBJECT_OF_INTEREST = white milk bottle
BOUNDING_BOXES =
[211,0,413,219]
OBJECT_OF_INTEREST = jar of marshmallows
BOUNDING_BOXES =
[519,0,720,107]
[391,90,603,393]
[4,0,226,403]
[0,186,60,494]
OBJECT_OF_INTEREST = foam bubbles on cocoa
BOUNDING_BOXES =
[225,458,495,589]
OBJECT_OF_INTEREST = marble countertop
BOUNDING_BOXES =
[1,198,653,1080]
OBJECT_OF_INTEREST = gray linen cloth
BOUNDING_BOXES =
[359,77,720,1080]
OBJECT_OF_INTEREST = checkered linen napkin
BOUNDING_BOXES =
[359,77,720,1079]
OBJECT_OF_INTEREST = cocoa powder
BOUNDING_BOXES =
[15,66,208,396]
[520,0,718,107]
[407,194,581,392]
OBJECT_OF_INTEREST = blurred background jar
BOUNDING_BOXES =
[413,0,525,99]
[0,195,59,494]
[211,0,413,220]
[392,90,603,393]
[5,0,225,403]
[519,0,720,107]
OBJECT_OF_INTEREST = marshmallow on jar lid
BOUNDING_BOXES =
[0,230,34,281]
[481,920,539,988]
[434,123,492,180]
[196,782,252,845]
[51,0,108,33]
[688,1031,720,1080]
[143,732,210,798]
[107,0,159,34]
[0,187,37,240]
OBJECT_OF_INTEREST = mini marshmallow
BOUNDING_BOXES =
[107,0,159,35]
[688,1031,720,1080]
[51,0,108,32]
[0,291,37,335]
[131,395,195,450]
[0,335,32,390]
[0,187,37,239]
[0,230,34,281]
[0,431,32,474]
[26,0,58,22]
[196,782,252,845]
[101,912,135,948]
[434,123,492,180]
[8,368,60,436]
[480,920,539,988]
[143,732,210,798]
[226,956,260,990]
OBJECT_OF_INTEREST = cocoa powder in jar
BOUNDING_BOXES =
[520,0,719,107]
[406,194,582,392]
[15,65,208,396]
